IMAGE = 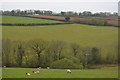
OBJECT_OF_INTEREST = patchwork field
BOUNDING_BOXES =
[27,15,118,26]
[2,67,118,78]
[1,15,63,24]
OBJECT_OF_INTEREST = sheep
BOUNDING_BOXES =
[3,66,6,68]
[37,67,41,69]
[36,71,40,74]
[33,71,37,74]
[67,69,71,73]
[39,67,41,69]
[33,71,40,74]
[26,73,31,76]
[47,67,50,69]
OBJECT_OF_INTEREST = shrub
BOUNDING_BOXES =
[68,57,81,65]
[65,17,70,22]
[50,58,83,69]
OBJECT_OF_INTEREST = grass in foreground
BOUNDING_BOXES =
[1,15,63,24]
[2,67,118,78]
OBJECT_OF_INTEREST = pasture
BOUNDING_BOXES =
[3,67,118,78]
[2,24,118,45]
[1,15,63,24]
[2,67,118,78]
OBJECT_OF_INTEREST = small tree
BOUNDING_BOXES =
[48,40,65,61]
[71,43,81,57]
[2,39,11,66]
[82,47,92,68]
[61,11,66,16]
[91,47,101,64]
[13,41,25,67]
[65,17,70,22]
[29,39,47,67]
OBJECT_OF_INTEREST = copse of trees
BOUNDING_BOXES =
[65,17,71,22]
[2,39,118,69]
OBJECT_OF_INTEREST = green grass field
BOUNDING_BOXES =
[2,67,118,78]
[1,15,63,24]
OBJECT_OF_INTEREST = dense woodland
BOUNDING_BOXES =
[2,39,118,69]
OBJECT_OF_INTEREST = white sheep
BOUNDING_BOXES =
[67,69,71,73]
[36,71,40,74]
[3,66,6,68]
[26,73,31,76]
[33,71,37,74]
[47,67,50,69]
[33,71,40,74]
[37,67,41,69]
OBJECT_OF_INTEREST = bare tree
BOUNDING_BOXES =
[29,39,46,66]
[13,41,25,67]
[71,43,81,57]
[82,47,92,68]
[47,40,66,61]
[2,39,11,66]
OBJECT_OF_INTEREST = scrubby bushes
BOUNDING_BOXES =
[50,58,83,69]
[2,39,118,68]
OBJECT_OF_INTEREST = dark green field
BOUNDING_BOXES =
[1,15,63,24]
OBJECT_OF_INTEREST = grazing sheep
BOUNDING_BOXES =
[3,66,6,68]
[26,73,31,76]
[33,71,40,74]
[67,69,71,73]
[37,67,41,69]
[36,71,40,74]
[33,71,37,74]
[39,67,41,69]
[47,67,50,69]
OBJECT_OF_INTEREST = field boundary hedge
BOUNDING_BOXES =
[23,15,66,22]
[1,23,72,26]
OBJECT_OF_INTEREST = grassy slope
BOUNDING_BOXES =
[2,67,118,78]
[2,24,118,46]
[1,15,63,24]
